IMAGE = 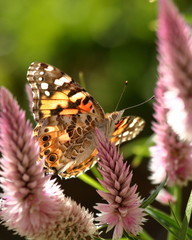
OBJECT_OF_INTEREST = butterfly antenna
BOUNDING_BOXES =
[123,95,155,111]
[115,81,128,111]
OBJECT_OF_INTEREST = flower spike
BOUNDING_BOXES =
[95,128,145,239]
[149,0,192,186]
[0,87,97,240]
[159,0,192,142]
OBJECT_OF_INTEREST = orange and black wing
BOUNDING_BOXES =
[27,62,105,122]
[110,115,145,145]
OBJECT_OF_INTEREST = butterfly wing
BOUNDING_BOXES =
[27,62,105,121]
[59,149,99,179]
[106,113,145,145]
[27,62,106,178]
[34,113,101,178]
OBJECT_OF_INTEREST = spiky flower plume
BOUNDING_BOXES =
[0,87,97,240]
[159,0,192,142]
[95,128,145,240]
[149,0,192,186]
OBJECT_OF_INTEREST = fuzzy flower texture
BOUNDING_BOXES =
[158,0,192,142]
[0,88,97,240]
[95,128,145,240]
[149,0,192,186]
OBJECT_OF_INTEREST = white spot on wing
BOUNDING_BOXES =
[41,82,49,89]
[139,120,144,126]
[61,76,71,83]
[129,119,137,128]
[70,92,84,101]
[45,90,50,96]
[28,70,36,75]
[40,71,44,75]
[54,79,64,86]
[54,76,71,85]
[122,131,129,137]
[38,77,43,81]
[45,65,54,71]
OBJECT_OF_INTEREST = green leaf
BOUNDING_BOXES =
[123,231,142,240]
[141,175,167,208]
[146,206,178,238]
[91,165,103,179]
[178,190,192,240]
[132,155,143,168]
[186,190,192,225]
[139,231,154,240]
[122,230,154,240]
[78,173,106,191]
[145,206,192,239]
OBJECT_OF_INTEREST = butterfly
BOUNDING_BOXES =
[27,62,145,178]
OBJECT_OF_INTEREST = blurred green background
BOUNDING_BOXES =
[0,0,192,239]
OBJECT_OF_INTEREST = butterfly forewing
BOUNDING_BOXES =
[110,116,145,145]
[27,62,105,122]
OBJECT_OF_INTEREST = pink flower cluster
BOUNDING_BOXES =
[95,128,145,240]
[149,0,192,186]
[0,88,97,240]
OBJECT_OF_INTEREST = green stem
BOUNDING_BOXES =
[168,185,182,240]
[78,173,106,191]
[172,185,182,222]
[139,230,154,240]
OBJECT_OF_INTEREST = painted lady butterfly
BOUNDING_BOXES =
[27,62,145,178]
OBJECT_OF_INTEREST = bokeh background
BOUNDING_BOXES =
[0,0,192,239]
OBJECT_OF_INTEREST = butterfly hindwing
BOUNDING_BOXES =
[33,111,105,178]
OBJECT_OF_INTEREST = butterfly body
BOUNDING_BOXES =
[27,62,145,178]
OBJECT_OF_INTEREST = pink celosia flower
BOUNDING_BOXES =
[94,128,145,240]
[158,0,192,142]
[0,87,97,240]
[149,0,192,186]
[156,189,176,205]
